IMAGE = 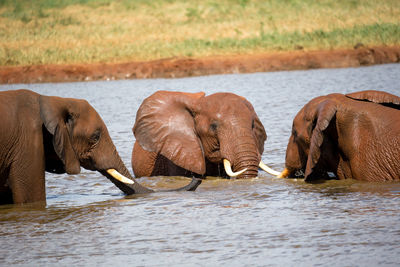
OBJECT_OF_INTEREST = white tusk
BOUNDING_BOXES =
[106,169,134,184]
[223,159,247,177]
[259,161,281,176]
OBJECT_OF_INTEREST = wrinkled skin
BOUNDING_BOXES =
[132,91,267,179]
[0,90,200,205]
[282,90,400,182]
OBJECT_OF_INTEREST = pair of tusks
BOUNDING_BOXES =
[108,163,287,182]
[106,169,134,184]
[223,159,284,178]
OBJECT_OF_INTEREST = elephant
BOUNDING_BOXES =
[277,90,400,182]
[131,90,279,179]
[0,89,201,205]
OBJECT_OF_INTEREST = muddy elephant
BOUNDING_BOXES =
[0,89,200,205]
[131,91,278,179]
[277,90,400,182]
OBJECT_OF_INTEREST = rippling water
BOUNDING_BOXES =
[1,64,400,266]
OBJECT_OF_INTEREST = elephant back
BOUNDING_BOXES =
[346,90,400,110]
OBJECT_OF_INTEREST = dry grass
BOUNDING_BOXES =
[0,0,399,66]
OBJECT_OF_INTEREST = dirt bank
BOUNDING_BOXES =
[1,45,399,84]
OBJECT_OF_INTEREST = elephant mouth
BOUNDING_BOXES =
[206,150,222,163]
[79,158,98,171]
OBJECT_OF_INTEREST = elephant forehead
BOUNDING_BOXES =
[294,108,310,127]
[75,106,103,128]
[203,99,253,118]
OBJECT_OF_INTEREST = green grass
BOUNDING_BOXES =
[0,0,399,66]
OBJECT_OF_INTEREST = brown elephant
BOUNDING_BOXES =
[278,90,400,182]
[0,89,201,205]
[131,91,278,179]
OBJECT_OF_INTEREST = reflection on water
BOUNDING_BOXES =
[1,64,400,266]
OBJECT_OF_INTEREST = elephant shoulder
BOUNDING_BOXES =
[345,90,400,110]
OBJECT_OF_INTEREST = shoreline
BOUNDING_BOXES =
[1,45,399,84]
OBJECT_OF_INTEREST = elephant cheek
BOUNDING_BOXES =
[200,135,221,163]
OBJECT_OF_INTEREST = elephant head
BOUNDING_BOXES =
[278,90,400,181]
[132,91,277,179]
[39,94,200,196]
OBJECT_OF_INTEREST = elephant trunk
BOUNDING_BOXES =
[222,136,260,179]
[232,152,260,179]
[100,144,201,194]
[100,148,155,194]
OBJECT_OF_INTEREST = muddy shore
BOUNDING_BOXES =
[1,45,399,84]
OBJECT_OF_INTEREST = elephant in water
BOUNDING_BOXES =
[131,91,278,179]
[0,89,201,205]
[277,90,400,182]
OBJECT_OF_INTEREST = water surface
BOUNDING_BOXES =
[1,64,400,266]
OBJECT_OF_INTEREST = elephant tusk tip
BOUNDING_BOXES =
[106,169,135,184]
[277,168,290,178]
[237,168,247,175]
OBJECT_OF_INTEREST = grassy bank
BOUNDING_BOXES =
[1,0,399,66]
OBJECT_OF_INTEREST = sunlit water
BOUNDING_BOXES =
[1,64,400,266]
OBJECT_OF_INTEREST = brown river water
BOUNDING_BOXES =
[1,64,400,266]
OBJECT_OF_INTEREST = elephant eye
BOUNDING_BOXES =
[64,112,74,124]
[90,130,101,143]
[210,122,218,132]
[252,120,255,129]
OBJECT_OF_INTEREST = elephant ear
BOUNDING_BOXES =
[133,91,206,174]
[253,116,267,154]
[39,95,81,174]
[243,99,267,153]
[346,90,400,110]
[304,100,337,181]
